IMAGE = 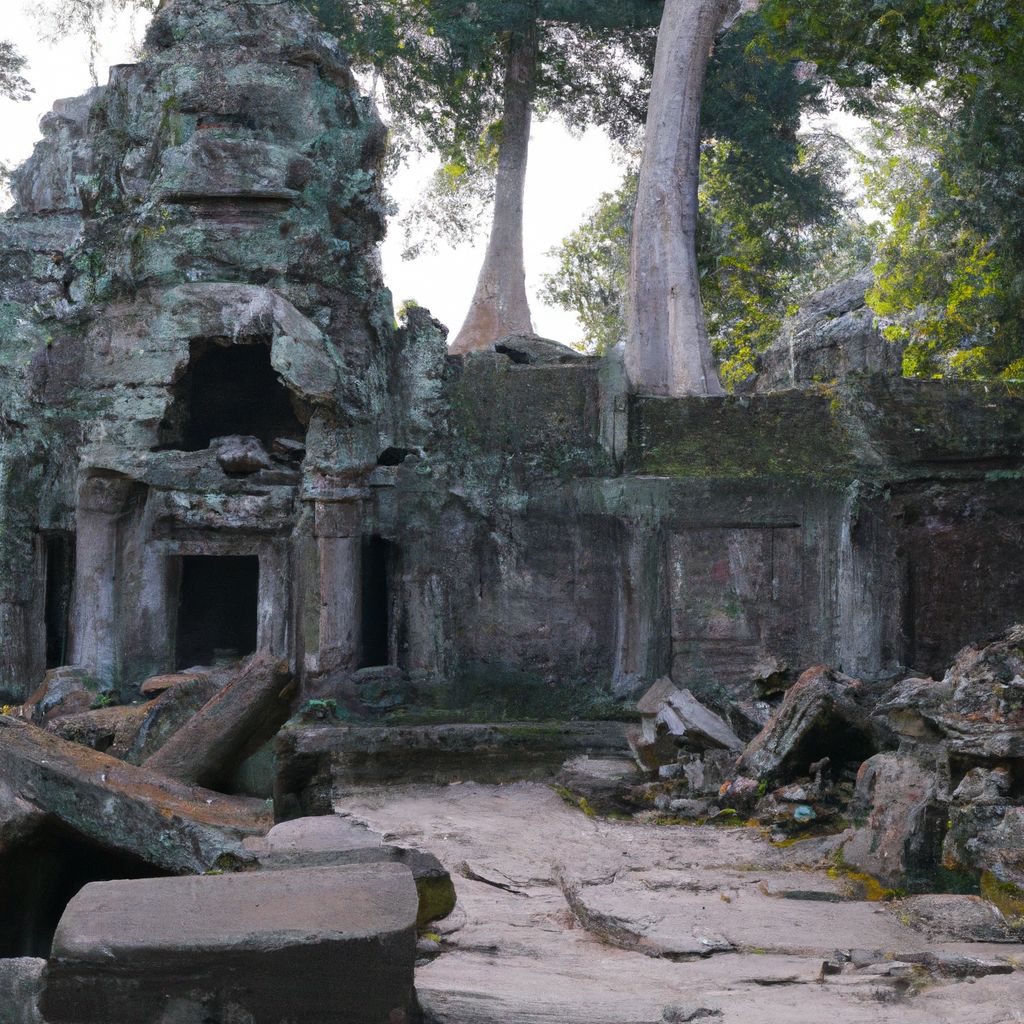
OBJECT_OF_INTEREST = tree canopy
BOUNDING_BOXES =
[0,41,32,103]
[760,0,1024,378]
[543,13,862,386]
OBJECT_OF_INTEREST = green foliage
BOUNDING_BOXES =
[542,16,867,386]
[308,0,664,251]
[33,0,158,82]
[540,171,634,354]
[0,41,32,102]
[761,0,1024,378]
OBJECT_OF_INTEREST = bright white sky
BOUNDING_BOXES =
[0,6,627,344]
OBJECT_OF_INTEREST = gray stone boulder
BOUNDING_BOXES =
[840,751,948,889]
[244,815,457,927]
[22,667,98,723]
[40,864,418,1024]
[555,756,642,815]
[212,434,273,475]
[754,270,901,392]
[0,958,45,1024]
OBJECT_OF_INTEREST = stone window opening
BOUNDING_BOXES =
[156,338,307,453]
[360,537,393,668]
[43,531,76,670]
[175,555,259,670]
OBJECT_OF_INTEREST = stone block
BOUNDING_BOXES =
[244,815,457,926]
[41,864,418,1024]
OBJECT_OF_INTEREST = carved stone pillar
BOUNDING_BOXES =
[314,498,363,674]
[69,476,133,683]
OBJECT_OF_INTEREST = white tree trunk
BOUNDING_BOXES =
[450,28,538,355]
[626,0,734,396]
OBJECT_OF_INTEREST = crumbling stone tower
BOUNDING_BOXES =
[0,0,415,695]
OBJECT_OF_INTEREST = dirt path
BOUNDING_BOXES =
[339,781,1024,1024]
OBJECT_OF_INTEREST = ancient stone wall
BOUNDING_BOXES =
[1,0,1023,718]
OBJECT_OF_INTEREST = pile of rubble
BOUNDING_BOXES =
[0,652,456,1022]
[624,626,1024,923]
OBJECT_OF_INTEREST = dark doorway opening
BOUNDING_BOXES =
[175,555,259,669]
[159,340,305,452]
[0,824,170,959]
[360,537,392,668]
[45,532,76,669]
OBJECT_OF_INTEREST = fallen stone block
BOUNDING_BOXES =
[212,434,273,475]
[145,651,293,789]
[737,666,878,784]
[0,958,45,1024]
[22,667,96,724]
[243,815,457,926]
[138,669,208,697]
[555,756,641,815]
[633,679,742,767]
[0,715,268,874]
[40,864,418,1024]
[46,702,149,757]
[126,673,221,764]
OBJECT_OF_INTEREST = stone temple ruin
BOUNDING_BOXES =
[1,2,1023,1022]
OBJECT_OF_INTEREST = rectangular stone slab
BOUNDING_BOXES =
[41,863,418,1024]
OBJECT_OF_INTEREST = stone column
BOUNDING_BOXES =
[69,476,133,684]
[612,522,671,696]
[314,497,363,674]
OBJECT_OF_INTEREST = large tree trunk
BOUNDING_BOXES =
[449,27,538,355]
[626,0,733,396]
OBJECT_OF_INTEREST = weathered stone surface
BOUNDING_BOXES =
[0,778,45,854]
[46,703,149,757]
[22,667,97,723]
[754,270,901,392]
[0,716,267,873]
[145,652,292,789]
[41,864,418,1024]
[894,894,1022,943]
[344,781,1023,1024]
[212,434,273,475]
[841,752,947,889]
[139,670,204,697]
[275,721,631,816]
[930,625,1024,759]
[555,756,641,815]
[0,958,45,1024]
[738,666,879,783]
[491,333,591,365]
[243,814,457,926]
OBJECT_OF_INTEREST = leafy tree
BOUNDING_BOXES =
[760,0,1024,377]
[0,41,32,103]
[543,13,860,388]
[862,91,1024,378]
[310,0,663,353]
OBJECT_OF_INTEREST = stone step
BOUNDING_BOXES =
[274,720,632,816]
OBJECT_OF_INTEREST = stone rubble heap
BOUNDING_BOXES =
[623,626,1024,926]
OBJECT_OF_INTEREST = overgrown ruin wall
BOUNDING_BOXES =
[2,0,1024,716]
